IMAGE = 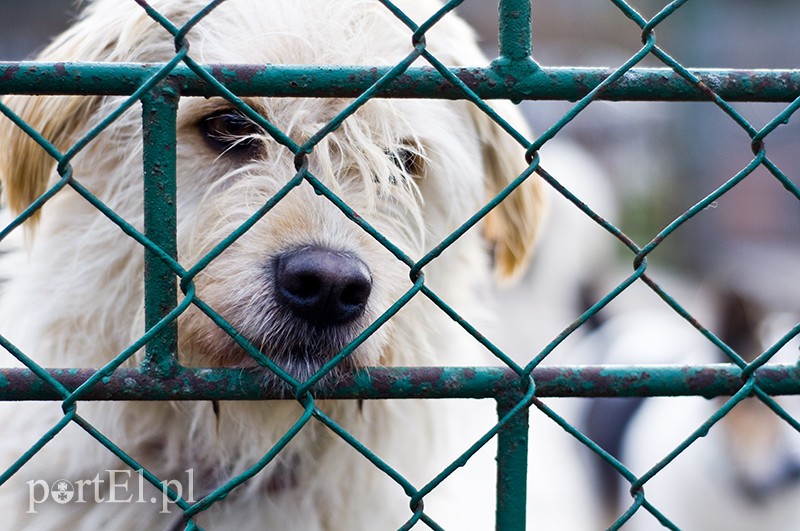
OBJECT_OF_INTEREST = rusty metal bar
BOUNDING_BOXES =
[0,364,798,401]
[2,63,800,102]
[498,0,533,63]
[495,391,530,531]
[141,84,180,375]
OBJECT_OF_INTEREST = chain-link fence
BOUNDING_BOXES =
[1,0,799,529]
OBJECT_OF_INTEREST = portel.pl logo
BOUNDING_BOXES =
[27,469,195,514]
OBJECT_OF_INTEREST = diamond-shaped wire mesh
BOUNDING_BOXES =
[0,0,799,529]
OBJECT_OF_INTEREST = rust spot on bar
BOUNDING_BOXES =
[0,63,19,82]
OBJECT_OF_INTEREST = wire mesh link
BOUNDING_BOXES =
[0,0,799,529]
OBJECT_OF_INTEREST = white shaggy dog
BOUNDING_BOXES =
[0,1,543,529]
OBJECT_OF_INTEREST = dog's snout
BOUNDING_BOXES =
[274,247,372,327]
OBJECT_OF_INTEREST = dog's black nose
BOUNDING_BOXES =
[274,246,372,327]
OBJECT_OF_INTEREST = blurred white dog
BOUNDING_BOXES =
[0,0,543,529]
[580,290,800,530]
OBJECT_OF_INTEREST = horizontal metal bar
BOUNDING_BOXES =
[0,364,798,401]
[2,63,800,101]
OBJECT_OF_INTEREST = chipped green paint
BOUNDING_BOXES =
[497,0,535,68]
[495,390,530,531]
[0,365,798,401]
[141,85,180,376]
[3,63,800,102]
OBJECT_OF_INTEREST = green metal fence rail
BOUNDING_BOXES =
[1,0,799,529]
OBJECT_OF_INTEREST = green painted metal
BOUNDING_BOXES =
[0,364,798,401]
[1,0,800,529]
[141,85,180,376]
[4,63,800,102]
[497,0,534,66]
[495,389,531,531]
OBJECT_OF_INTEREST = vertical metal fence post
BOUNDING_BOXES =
[141,84,180,376]
[494,0,536,114]
[493,4,534,528]
[498,0,532,62]
[496,0,538,84]
[495,392,529,531]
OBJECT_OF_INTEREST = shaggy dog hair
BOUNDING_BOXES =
[0,1,543,528]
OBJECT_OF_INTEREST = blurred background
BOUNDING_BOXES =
[2,1,799,528]
[461,0,800,328]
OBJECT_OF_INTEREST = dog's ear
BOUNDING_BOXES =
[421,13,544,279]
[0,6,122,223]
[0,94,101,220]
[470,102,545,281]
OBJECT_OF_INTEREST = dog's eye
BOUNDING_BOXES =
[200,109,263,156]
[389,147,423,177]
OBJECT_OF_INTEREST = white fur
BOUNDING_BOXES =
[0,1,544,529]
